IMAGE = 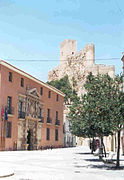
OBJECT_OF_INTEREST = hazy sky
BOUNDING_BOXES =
[0,0,123,82]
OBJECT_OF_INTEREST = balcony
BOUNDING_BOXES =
[18,111,26,119]
[38,116,44,123]
[55,120,60,126]
[47,117,52,124]
[7,106,14,115]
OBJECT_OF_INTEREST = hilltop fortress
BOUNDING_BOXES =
[48,39,115,96]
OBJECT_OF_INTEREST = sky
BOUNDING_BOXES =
[0,0,124,82]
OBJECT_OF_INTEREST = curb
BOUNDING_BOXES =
[0,172,14,178]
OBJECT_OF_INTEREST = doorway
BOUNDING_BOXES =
[27,129,33,150]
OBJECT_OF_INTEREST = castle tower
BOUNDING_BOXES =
[82,43,95,66]
[60,39,77,64]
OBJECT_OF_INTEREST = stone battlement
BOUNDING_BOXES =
[60,39,95,66]
[48,39,115,96]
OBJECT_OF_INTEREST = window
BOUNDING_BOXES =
[39,108,42,116]
[7,96,12,114]
[38,108,44,123]
[21,78,24,87]
[38,108,44,122]
[46,128,50,140]
[55,112,60,125]
[47,109,50,118]
[56,111,58,120]
[18,101,23,112]
[39,108,42,117]
[18,101,25,118]
[40,87,43,95]
[56,94,59,101]
[48,91,51,98]
[9,72,12,82]
[6,122,12,138]
[55,129,58,141]
[47,109,52,123]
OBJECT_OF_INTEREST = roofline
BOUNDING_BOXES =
[0,60,65,97]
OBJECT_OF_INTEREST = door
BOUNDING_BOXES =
[27,129,33,150]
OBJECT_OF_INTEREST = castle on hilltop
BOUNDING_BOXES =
[48,39,115,96]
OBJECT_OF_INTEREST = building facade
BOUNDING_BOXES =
[63,105,76,147]
[0,60,64,151]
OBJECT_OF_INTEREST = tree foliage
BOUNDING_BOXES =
[47,75,79,104]
[69,73,123,136]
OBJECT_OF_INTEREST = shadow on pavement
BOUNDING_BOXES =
[88,164,124,170]
[84,158,124,163]
[75,163,124,170]
[75,152,91,155]
[84,158,101,162]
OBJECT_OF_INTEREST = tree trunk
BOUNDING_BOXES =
[91,137,95,154]
[103,142,106,158]
[116,130,121,169]
[99,136,103,159]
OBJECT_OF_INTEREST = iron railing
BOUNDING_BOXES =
[7,106,14,115]
[18,111,26,119]
[38,116,44,123]
[47,117,52,123]
[55,120,60,125]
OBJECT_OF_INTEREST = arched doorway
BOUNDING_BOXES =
[27,129,33,150]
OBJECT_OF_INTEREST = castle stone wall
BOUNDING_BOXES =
[48,39,115,96]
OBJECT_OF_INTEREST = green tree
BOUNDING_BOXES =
[110,75,124,168]
[69,73,124,168]
[47,75,79,104]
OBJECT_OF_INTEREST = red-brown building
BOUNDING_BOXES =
[0,60,65,151]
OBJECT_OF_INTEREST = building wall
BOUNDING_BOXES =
[63,105,76,147]
[0,61,64,151]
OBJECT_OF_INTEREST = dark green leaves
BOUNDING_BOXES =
[47,75,79,104]
[69,73,124,138]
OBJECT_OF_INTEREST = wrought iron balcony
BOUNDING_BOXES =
[55,120,60,126]
[18,111,26,119]
[38,116,44,123]
[7,106,14,115]
[47,117,52,123]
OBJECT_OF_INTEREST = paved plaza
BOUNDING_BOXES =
[0,146,124,180]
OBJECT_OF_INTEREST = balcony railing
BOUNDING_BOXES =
[47,117,52,123]
[18,111,26,119]
[55,120,60,126]
[7,106,14,115]
[38,116,44,123]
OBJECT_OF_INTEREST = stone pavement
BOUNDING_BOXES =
[0,146,124,180]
